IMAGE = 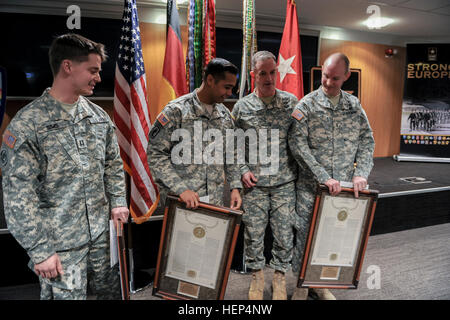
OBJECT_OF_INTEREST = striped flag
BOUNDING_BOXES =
[158,0,188,112]
[203,0,216,67]
[193,0,204,89]
[186,0,196,92]
[239,0,257,99]
[113,0,159,224]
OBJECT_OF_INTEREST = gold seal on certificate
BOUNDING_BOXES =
[187,270,197,278]
[337,210,348,221]
[330,253,338,261]
[193,226,206,239]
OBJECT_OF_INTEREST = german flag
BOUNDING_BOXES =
[159,0,188,113]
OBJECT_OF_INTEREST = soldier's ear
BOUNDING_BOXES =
[60,59,73,75]
[206,74,215,87]
[344,71,351,81]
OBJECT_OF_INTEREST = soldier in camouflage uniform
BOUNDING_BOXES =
[232,51,298,300]
[288,53,375,300]
[1,34,129,300]
[147,58,242,210]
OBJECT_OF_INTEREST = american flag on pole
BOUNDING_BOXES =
[113,0,159,224]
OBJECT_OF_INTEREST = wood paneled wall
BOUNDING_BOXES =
[1,29,406,160]
[320,39,406,157]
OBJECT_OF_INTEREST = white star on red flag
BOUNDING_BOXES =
[278,54,297,83]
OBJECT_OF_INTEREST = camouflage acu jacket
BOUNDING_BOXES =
[1,89,127,264]
[232,89,298,187]
[147,91,242,206]
[288,87,375,183]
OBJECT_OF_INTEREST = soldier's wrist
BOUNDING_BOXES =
[110,196,127,208]
[28,246,56,266]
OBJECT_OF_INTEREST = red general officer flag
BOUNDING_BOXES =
[159,0,188,113]
[276,0,304,99]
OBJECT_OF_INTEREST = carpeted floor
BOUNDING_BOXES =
[2,222,449,300]
[132,222,450,300]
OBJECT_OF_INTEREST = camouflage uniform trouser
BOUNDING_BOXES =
[292,180,316,275]
[35,229,121,300]
[242,181,296,273]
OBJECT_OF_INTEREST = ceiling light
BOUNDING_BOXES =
[363,17,394,29]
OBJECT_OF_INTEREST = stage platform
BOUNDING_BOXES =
[367,157,450,235]
[369,157,450,197]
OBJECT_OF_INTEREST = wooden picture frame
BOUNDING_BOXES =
[153,195,243,300]
[298,185,378,289]
[310,66,361,100]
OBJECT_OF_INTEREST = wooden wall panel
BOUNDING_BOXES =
[319,39,406,157]
[2,31,406,160]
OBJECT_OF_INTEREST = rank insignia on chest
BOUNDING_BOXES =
[77,137,87,149]
[3,130,17,149]
[46,123,59,130]
[157,113,170,126]
[292,109,304,121]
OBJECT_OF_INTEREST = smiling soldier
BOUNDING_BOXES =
[1,33,129,300]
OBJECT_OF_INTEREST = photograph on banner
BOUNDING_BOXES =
[399,44,450,156]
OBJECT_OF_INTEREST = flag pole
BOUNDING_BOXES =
[124,171,136,293]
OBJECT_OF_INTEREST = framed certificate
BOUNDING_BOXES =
[153,195,243,300]
[298,185,378,289]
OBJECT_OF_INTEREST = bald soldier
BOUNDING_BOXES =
[288,53,375,300]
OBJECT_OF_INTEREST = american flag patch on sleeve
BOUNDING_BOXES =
[157,113,170,126]
[291,109,304,121]
[3,130,17,149]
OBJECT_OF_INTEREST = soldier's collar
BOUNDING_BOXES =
[193,90,224,119]
[253,89,282,109]
[42,88,75,122]
[339,91,354,110]
[74,97,96,123]
[318,87,353,110]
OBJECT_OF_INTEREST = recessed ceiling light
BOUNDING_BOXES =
[363,17,394,29]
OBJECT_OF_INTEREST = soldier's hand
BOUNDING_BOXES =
[242,171,258,188]
[230,189,242,210]
[34,253,64,279]
[111,206,130,223]
[352,176,367,198]
[180,190,200,209]
[325,178,341,196]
